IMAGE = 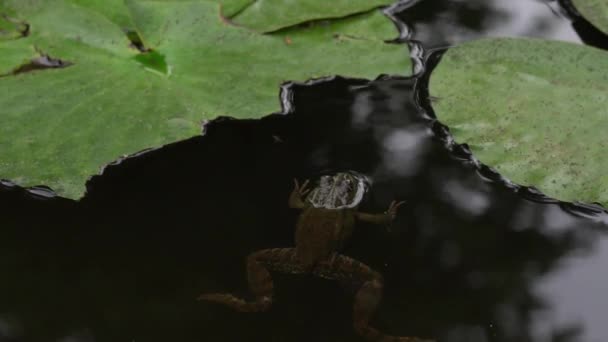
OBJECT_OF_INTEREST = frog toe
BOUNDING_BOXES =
[198,293,271,312]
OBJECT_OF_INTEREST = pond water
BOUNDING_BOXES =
[1,1,607,342]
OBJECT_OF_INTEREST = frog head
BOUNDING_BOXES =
[306,172,369,209]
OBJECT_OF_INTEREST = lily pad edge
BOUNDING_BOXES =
[1,74,405,202]
[424,36,608,213]
[0,1,413,200]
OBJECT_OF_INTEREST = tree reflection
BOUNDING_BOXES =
[394,0,581,50]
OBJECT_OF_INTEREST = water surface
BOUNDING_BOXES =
[1,1,608,341]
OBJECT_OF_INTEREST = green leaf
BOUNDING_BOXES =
[0,0,409,199]
[0,38,37,74]
[0,10,28,41]
[60,0,255,30]
[430,38,608,207]
[227,0,395,33]
[573,0,608,35]
[67,0,133,29]
[274,9,398,41]
[212,0,255,17]
[11,0,396,33]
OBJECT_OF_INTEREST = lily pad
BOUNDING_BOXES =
[4,0,396,33]
[0,0,408,199]
[430,38,608,206]
[573,0,608,35]
[0,10,27,41]
[227,0,395,33]
[0,38,36,74]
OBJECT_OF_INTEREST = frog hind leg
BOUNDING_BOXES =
[313,254,434,342]
[198,248,305,312]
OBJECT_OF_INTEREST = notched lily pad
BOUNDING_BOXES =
[430,38,608,207]
[0,0,409,199]
[8,54,73,76]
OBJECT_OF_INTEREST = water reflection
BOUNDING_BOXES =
[1,1,608,341]
[531,237,608,341]
[1,74,607,341]
[394,0,581,50]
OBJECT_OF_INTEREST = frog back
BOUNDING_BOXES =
[294,207,355,268]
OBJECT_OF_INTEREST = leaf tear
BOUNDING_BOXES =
[125,29,149,52]
[133,50,169,76]
[1,52,73,77]
[0,13,29,39]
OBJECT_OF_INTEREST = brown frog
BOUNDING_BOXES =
[199,172,434,342]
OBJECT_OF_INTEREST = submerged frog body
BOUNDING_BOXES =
[199,172,433,342]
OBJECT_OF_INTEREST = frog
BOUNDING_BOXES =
[198,172,434,342]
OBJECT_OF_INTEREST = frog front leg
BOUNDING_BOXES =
[356,200,405,225]
[198,248,306,312]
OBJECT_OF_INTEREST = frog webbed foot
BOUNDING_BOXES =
[288,179,310,208]
[385,200,405,220]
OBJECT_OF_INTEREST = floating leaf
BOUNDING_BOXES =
[430,38,608,206]
[226,0,395,33]
[0,9,28,41]
[0,38,36,74]
[0,0,408,199]
[573,0,608,35]
[5,0,396,33]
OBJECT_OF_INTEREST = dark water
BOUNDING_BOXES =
[2,1,608,342]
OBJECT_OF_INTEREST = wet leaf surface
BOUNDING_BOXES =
[5,0,396,34]
[0,13,28,41]
[224,0,395,33]
[0,0,408,199]
[0,38,36,74]
[430,37,608,207]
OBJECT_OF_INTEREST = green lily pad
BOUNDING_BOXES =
[573,0,608,35]
[3,0,396,34]
[0,11,27,41]
[0,38,36,74]
[227,0,395,33]
[54,0,252,30]
[0,0,408,199]
[430,38,608,207]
